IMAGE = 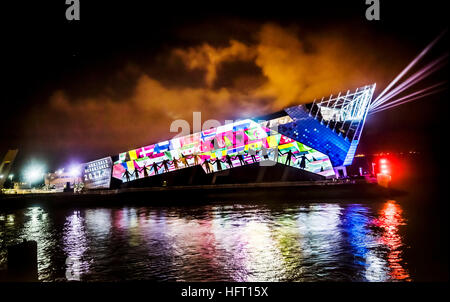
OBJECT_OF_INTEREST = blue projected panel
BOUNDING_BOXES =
[279,105,351,167]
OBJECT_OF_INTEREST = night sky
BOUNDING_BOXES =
[1,1,448,175]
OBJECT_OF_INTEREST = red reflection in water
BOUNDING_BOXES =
[373,200,410,281]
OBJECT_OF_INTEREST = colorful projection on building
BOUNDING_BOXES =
[112,118,335,182]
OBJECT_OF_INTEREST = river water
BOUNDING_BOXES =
[0,199,414,282]
[0,158,447,282]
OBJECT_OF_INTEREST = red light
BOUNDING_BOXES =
[378,158,391,175]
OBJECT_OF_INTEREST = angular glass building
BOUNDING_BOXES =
[108,84,375,185]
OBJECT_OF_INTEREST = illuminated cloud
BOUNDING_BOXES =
[253,24,385,107]
[173,40,256,87]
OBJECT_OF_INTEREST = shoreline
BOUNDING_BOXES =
[0,181,405,209]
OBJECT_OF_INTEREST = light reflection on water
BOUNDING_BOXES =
[0,201,410,282]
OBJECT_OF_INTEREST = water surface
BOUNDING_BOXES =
[0,200,411,282]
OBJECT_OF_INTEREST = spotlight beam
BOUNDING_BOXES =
[370,81,447,112]
[376,81,447,110]
[370,53,448,110]
[371,29,447,106]
[369,89,445,115]
[369,86,447,115]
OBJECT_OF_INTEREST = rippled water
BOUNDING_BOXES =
[0,200,411,282]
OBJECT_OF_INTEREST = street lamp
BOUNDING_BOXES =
[24,164,46,185]
[69,165,81,177]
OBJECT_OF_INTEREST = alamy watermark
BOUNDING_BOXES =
[365,0,380,20]
[65,256,81,281]
[64,1,380,22]
[65,0,80,21]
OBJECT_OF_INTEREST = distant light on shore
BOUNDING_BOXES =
[24,164,46,183]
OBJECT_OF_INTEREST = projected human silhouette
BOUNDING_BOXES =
[235,153,247,166]
[202,158,212,173]
[122,169,132,182]
[246,149,258,163]
[141,165,150,177]
[180,154,189,167]
[172,158,179,169]
[191,153,200,166]
[133,168,140,179]
[150,162,161,175]
[224,154,234,168]
[161,159,171,173]
[281,149,297,166]
[298,154,311,169]
[211,158,223,171]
